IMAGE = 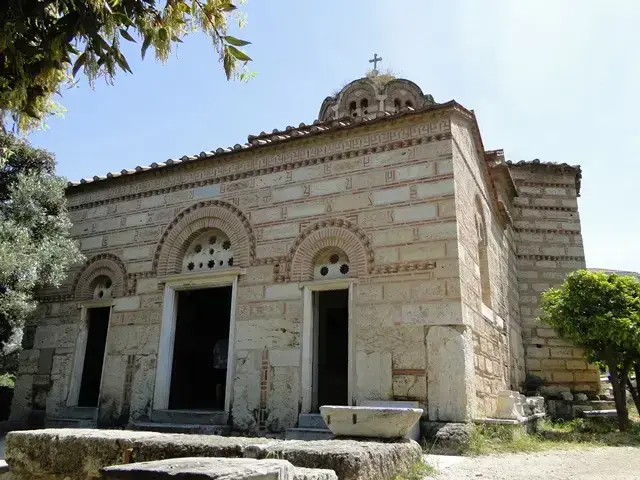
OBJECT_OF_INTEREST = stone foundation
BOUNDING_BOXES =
[5,429,421,480]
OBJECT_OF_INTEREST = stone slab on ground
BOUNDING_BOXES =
[244,438,421,480]
[4,429,420,480]
[101,457,337,480]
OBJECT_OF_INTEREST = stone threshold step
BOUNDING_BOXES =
[285,427,334,441]
[130,422,232,435]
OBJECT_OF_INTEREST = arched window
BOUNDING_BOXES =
[349,101,357,117]
[91,276,113,300]
[475,196,492,308]
[405,100,414,108]
[182,228,234,273]
[394,98,401,112]
[314,248,350,280]
[360,98,369,115]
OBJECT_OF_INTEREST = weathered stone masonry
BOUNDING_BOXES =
[10,76,598,433]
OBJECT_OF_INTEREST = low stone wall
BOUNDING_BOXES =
[4,429,421,480]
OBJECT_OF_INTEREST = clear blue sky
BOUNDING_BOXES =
[29,0,639,273]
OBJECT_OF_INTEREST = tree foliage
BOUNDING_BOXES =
[0,131,82,352]
[540,269,640,430]
[0,0,253,130]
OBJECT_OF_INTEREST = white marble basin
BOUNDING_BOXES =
[320,405,423,439]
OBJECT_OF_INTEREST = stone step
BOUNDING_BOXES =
[150,409,229,426]
[130,422,232,435]
[582,409,618,418]
[44,417,97,429]
[298,413,328,429]
[285,428,334,441]
[62,406,98,420]
[587,400,616,410]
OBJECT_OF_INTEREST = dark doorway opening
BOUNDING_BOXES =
[78,307,110,407]
[169,286,232,410]
[313,289,349,411]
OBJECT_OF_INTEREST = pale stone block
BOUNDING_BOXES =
[267,366,299,431]
[418,221,457,241]
[237,286,265,302]
[320,405,422,439]
[261,223,299,241]
[255,242,289,259]
[371,186,410,205]
[86,205,109,219]
[123,245,152,261]
[354,304,402,328]
[107,230,136,247]
[392,375,427,400]
[394,204,437,223]
[384,283,411,302]
[128,261,154,274]
[415,178,454,199]
[235,319,300,350]
[242,265,276,284]
[269,348,300,367]
[359,210,391,228]
[394,162,435,182]
[427,326,475,421]
[409,279,446,301]
[113,296,141,312]
[139,195,164,210]
[310,178,343,197]
[126,212,149,227]
[374,247,398,264]
[436,158,454,175]
[398,242,446,262]
[401,301,463,325]
[287,202,325,219]
[193,184,221,199]
[80,235,103,250]
[251,207,282,224]
[355,351,393,401]
[107,324,160,355]
[392,345,426,371]
[136,278,160,295]
[550,347,573,358]
[332,193,371,212]
[271,185,304,203]
[265,284,301,301]
[355,284,383,302]
[34,324,78,349]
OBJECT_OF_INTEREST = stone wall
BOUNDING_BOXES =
[12,111,471,431]
[451,118,523,419]
[510,164,600,393]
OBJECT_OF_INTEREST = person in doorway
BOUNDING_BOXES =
[213,337,228,409]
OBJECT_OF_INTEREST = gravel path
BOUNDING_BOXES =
[426,447,640,479]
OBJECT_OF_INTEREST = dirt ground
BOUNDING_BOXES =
[426,447,640,479]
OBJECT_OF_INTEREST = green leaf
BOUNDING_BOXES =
[158,28,169,42]
[224,36,251,47]
[72,52,87,77]
[220,3,237,12]
[141,34,152,60]
[223,50,234,80]
[227,45,252,62]
[115,52,133,74]
[119,29,136,43]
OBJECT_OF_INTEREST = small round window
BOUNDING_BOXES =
[182,229,234,273]
[314,249,350,280]
[92,275,113,300]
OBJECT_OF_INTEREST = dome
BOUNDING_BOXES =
[318,74,436,122]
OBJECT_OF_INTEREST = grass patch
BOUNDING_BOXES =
[465,418,640,455]
[392,460,437,480]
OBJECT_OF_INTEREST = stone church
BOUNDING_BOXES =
[9,72,599,433]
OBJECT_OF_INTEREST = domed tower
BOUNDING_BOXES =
[318,73,436,122]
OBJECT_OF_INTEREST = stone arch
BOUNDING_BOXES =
[73,253,128,301]
[153,200,255,276]
[383,79,426,112]
[285,219,374,282]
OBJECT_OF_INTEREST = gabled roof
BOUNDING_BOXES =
[66,100,465,190]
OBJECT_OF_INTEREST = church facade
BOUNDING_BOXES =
[10,75,599,432]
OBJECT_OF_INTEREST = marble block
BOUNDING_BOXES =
[320,406,423,439]
[360,400,421,441]
[495,390,524,420]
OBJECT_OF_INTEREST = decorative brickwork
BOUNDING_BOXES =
[284,219,374,282]
[154,200,256,276]
[73,253,128,300]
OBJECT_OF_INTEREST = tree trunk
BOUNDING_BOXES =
[631,363,640,414]
[606,354,630,431]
